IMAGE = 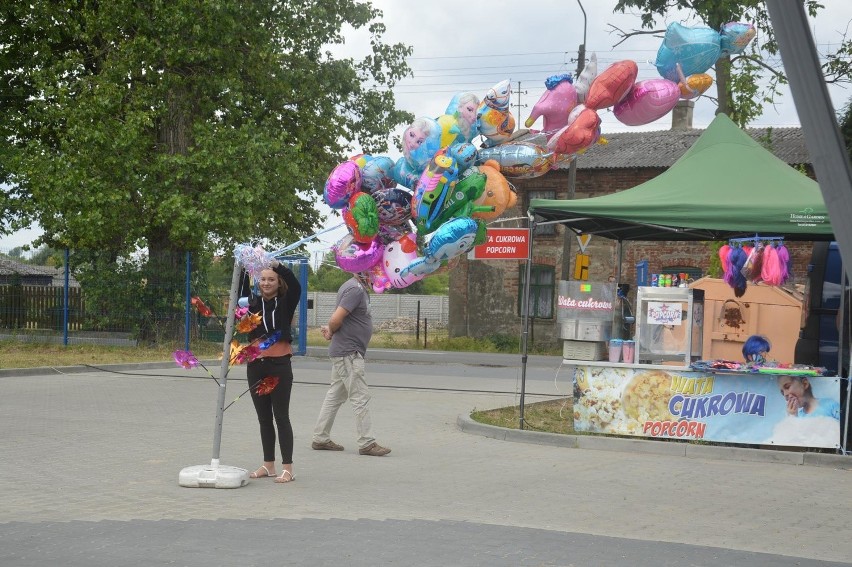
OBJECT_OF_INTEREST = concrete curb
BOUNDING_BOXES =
[456,413,852,470]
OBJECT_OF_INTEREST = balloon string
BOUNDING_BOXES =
[269,223,345,257]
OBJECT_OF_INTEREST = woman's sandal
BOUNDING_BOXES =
[249,465,274,479]
[274,470,296,484]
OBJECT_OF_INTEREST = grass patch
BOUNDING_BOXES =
[0,340,224,369]
[471,398,574,435]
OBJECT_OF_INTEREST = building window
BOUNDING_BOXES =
[529,190,556,236]
[518,264,555,319]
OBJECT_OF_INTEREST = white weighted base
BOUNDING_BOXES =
[179,462,249,489]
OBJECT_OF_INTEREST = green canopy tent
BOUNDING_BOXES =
[529,113,833,242]
[514,113,835,431]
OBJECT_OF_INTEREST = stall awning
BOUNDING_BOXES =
[529,114,833,242]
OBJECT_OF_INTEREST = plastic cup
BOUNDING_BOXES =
[608,339,623,363]
[621,340,635,364]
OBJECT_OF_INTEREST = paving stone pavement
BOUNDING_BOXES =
[1,354,851,566]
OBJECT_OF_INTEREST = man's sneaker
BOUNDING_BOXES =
[358,442,391,456]
[312,439,344,451]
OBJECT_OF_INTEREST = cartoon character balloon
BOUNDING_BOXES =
[525,74,578,139]
[357,155,396,194]
[574,53,598,103]
[584,60,638,111]
[477,79,515,147]
[401,117,442,171]
[547,105,601,156]
[382,233,424,289]
[334,234,383,273]
[655,23,721,82]
[371,187,412,226]
[438,92,481,147]
[342,192,379,244]
[401,217,480,278]
[613,79,681,127]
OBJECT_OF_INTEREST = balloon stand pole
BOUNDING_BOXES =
[178,255,249,489]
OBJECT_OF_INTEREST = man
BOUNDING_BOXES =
[311,273,391,456]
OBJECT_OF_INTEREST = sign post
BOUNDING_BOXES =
[469,227,530,260]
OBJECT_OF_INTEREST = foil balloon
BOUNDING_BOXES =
[436,114,465,149]
[366,261,393,294]
[401,116,442,170]
[342,192,379,244]
[391,156,421,189]
[655,23,721,81]
[719,22,756,56]
[472,160,512,220]
[677,67,713,99]
[377,223,410,245]
[574,52,598,103]
[443,92,480,144]
[323,161,361,210]
[584,60,639,111]
[547,105,601,156]
[477,141,557,179]
[446,142,478,174]
[613,79,681,127]
[334,233,383,273]
[371,187,412,226]
[411,151,459,232]
[401,217,479,278]
[382,233,424,289]
[427,168,493,231]
[525,74,578,139]
[358,155,396,194]
[477,79,515,146]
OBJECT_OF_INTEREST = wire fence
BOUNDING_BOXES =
[0,245,449,349]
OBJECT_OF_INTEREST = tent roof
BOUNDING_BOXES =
[529,113,833,242]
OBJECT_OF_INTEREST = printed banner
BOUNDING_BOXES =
[573,366,840,448]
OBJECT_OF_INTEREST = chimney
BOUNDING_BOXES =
[671,100,694,130]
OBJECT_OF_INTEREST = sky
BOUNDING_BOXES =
[3,0,851,262]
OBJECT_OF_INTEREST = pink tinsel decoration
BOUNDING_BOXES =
[776,244,791,284]
[760,245,783,286]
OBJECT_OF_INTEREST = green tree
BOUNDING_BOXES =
[612,0,851,126]
[839,97,852,159]
[309,251,352,292]
[1,1,412,339]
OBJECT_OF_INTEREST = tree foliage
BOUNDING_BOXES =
[613,0,851,126]
[839,97,852,160]
[1,1,413,256]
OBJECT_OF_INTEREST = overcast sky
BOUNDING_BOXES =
[3,1,851,258]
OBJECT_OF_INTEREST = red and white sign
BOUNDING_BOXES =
[469,228,530,260]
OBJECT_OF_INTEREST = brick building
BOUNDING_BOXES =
[449,102,817,347]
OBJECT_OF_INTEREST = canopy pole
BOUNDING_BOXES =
[519,213,535,430]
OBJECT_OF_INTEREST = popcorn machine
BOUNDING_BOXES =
[634,287,704,366]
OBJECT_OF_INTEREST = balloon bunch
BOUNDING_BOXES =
[322,85,522,292]
[719,240,791,297]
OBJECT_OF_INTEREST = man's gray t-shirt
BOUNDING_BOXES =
[329,277,373,357]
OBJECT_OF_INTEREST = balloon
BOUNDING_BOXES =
[411,151,459,232]
[443,92,480,144]
[472,160,512,220]
[382,233,424,289]
[655,23,721,81]
[613,79,681,127]
[436,114,465,149]
[366,261,393,294]
[446,142,478,174]
[427,168,493,231]
[525,74,578,139]
[334,234,383,273]
[584,60,638,111]
[401,217,479,278]
[377,223,411,245]
[477,141,557,179]
[677,71,713,99]
[342,192,379,244]
[358,155,396,194]
[401,116,442,170]
[371,187,412,226]
[323,161,361,209]
[391,156,421,189]
[574,52,598,103]
[477,79,515,146]
[719,22,756,56]
[546,105,601,155]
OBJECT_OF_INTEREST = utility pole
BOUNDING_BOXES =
[514,80,527,127]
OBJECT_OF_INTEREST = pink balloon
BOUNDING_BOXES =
[584,60,639,111]
[324,161,361,210]
[334,234,382,273]
[524,75,578,139]
[613,79,681,126]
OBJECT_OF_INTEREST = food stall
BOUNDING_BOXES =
[527,114,845,451]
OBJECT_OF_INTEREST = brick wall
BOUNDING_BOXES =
[449,168,817,347]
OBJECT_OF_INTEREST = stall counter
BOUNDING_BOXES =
[567,360,840,449]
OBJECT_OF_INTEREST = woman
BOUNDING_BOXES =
[243,258,301,483]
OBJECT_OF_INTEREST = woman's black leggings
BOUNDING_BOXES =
[247,356,294,464]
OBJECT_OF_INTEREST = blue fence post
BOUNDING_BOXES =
[63,248,70,346]
[184,251,192,352]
